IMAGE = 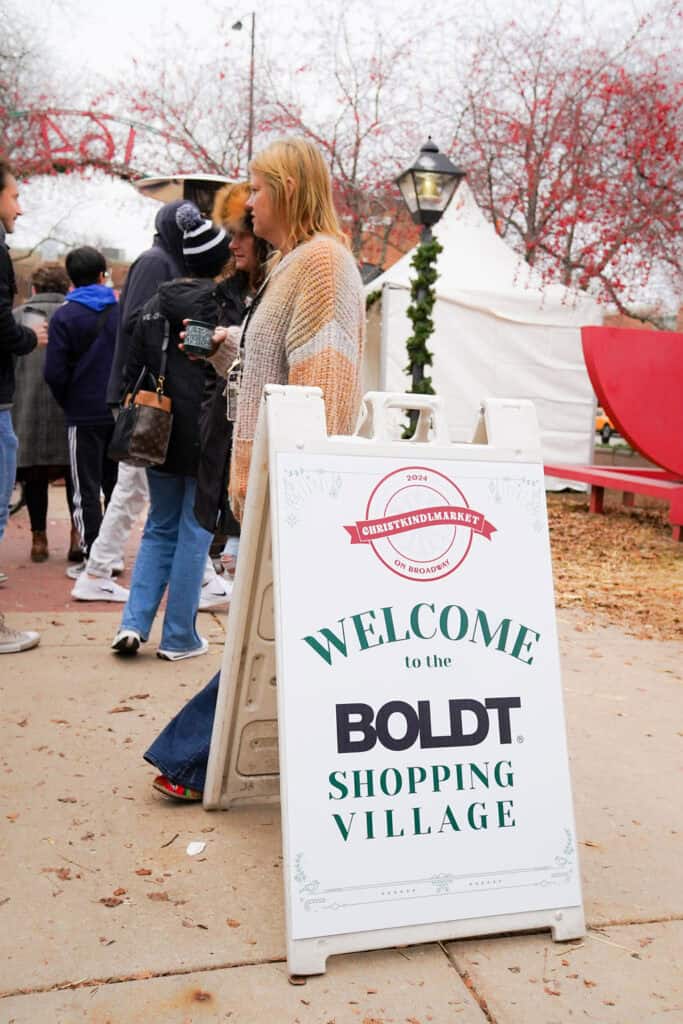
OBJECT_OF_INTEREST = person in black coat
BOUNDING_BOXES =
[106,200,186,407]
[0,160,45,653]
[111,204,231,661]
[193,182,271,545]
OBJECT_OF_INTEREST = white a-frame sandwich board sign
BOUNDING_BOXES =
[204,386,585,976]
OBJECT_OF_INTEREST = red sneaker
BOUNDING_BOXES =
[152,775,202,802]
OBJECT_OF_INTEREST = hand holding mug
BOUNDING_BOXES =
[179,319,226,360]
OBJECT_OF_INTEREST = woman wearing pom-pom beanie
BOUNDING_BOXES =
[111,204,231,660]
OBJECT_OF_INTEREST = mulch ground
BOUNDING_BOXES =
[547,491,683,641]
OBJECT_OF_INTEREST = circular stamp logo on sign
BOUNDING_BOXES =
[343,465,496,581]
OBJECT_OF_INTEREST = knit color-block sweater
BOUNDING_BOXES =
[229,233,365,520]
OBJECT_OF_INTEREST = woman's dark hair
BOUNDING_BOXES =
[65,246,107,288]
[228,234,271,293]
[31,264,70,295]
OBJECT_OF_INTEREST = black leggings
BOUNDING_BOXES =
[19,466,75,533]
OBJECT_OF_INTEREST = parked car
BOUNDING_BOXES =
[595,406,617,444]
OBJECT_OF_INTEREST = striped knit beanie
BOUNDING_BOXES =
[175,202,230,277]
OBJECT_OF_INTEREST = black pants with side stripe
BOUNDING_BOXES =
[68,423,118,556]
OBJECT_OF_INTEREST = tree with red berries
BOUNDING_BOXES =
[450,10,682,310]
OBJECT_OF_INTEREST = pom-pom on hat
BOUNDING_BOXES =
[175,202,230,277]
[212,182,253,233]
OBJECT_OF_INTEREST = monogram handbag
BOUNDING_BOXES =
[108,321,173,468]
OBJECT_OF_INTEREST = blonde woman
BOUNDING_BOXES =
[210,136,365,518]
[145,137,366,800]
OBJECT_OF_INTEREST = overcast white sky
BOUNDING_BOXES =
[9,0,672,263]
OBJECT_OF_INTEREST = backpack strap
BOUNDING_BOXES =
[67,303,115,368]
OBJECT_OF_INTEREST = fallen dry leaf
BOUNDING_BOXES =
[547,492,683,641]
[113,887,127,896]
[108,706,134,714]
[148,891,169,902]
[226,918,241,928]
[99,897,123,908]
[42,867,72,880]
[135,868,152,876]
[544,987,561,996]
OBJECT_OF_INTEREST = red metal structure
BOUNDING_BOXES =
[545,326,683,541]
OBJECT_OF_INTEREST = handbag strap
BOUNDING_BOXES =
[157,319,170,397]
[128,365,149,401]
[237,273,271,359]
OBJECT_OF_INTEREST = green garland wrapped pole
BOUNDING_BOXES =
[404,226,443,436]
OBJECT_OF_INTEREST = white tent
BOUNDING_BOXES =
[363,183,602,482]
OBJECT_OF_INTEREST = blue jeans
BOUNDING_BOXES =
[0,410,18,544]
[144,670,219,790]
[120,470,212,653]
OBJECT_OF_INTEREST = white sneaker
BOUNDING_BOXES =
[199,575,233,611]
[0,614,40,654]
[111,629,142,656]
[66,563,85,580]
[157,636,209,661]
[72,574,130,603]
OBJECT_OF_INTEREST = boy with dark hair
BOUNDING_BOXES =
[71,201,188,603]
[0,159,45,653]
[45,245,119,570]
[65,246,107,287]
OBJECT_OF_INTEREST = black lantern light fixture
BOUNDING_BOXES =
[395,139,465,433]
[395,137,465,240]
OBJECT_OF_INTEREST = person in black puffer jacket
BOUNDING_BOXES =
[111,204,230,661]
[194,183,271,545]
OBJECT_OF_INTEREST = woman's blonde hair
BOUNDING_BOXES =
[250,137,347,254]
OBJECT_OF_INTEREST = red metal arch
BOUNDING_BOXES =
[6,108,207,180]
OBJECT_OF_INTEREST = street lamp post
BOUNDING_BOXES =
[395,138,465,430]
[231,12,256,166]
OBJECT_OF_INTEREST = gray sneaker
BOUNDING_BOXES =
[0,614,40,654]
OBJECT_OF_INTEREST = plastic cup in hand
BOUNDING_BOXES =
[183,319,216,357]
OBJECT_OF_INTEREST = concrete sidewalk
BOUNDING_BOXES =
[1,498,682,1022]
